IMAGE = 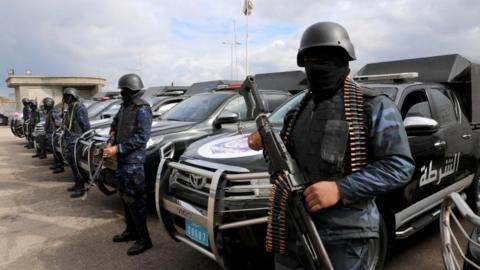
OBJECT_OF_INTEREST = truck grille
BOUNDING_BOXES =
[167,161,272,211]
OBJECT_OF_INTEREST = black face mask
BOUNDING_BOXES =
[121,89,141,102]
[63,95,73,104]
[121,88,133,102]
[304,56,350,103]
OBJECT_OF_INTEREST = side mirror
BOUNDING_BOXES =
[101,113,111,119]
[214,112,239,129]
[153,111,162,119]
[404,116,439,136]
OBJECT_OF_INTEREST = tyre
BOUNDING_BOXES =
[466,164,480,214]
[368,214,388,270]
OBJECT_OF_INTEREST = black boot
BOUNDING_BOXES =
[50,164,60,170]
[53,167,65,174]
[70,187,85,198]
[38,154,47,159]
[127,224,152,256]
[113,229,137,243]
[32,153,40,158]
[67,183,78,192]
[127,237,152,256]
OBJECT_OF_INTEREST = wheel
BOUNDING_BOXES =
[367,214,388,270]
[466,164,480,214]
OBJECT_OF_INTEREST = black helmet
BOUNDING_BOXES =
[118,73,144,91]
[64,87,79,100]
[297,22,356,67]
[43,97,55,109]
[22,98,29,106]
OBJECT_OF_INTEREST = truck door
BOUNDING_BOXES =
[427,87,474,186]
[399,88,446,203]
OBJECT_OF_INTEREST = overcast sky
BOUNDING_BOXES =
[1,0,479,97]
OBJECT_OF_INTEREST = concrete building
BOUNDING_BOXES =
[5,76,106,110]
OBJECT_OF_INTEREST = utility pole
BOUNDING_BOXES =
[222,41,241,80]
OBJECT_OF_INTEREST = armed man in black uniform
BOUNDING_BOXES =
[33,97,57,159]
[21,98,32,147]
[36,97,64,168]
[63,88,91,198]
[29,99,44,154]
[103,74,153,256]
[249,22,415,269]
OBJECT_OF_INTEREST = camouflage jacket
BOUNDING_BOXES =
[282,90,415,240]
[23,106,32,121]
[64,102,90,142]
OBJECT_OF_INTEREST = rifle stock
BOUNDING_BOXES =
[240,76,333,270]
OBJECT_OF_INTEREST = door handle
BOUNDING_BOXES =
[462,134,472,139]
[434,141,447,148]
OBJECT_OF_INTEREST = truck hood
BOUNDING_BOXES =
[181,126,273,172]
[90,118,113,129]
[150,120,197,136]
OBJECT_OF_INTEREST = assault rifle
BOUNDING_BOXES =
[240,76,333,270]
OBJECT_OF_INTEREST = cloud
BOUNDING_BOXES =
[0,0,479,96]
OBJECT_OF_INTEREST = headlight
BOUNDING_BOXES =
[95,128,110,136]
[146,136,164,149]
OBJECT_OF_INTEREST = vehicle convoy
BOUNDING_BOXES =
[75,93,188,196]
[50,99,121,164]
[76,74,300,201]
[156,54,480,269]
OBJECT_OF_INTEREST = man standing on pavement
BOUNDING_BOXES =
[103,73,153,256]
[38,97,64,171]
[21,98,32,148]
[63,88,91,198]
[248,22,415,269]
[33,97,57,160]
[29,99,43,153]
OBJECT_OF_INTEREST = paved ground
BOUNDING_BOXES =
[0,126,473,269]
[0,127,220,270]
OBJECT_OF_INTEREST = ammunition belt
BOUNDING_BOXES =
[344,78,367,172]
[265,78,368,255]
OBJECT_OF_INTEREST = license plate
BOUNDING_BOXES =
[185,220,209,247]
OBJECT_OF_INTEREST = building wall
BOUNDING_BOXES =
[14,86,99,110]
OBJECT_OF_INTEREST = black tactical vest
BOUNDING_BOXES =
[45,111,55,134]
[115,97,149,144]
[287,87,380,240]
[289,89,349,182]
[30,109,41,127]
[65,102,82,135]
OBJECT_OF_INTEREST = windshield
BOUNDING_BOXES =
[369,86,397,100]
[87,100,115,117]
[269,92,305,125]
[149,96,166,107]
[102,103,121,116]
[161,93,230,122]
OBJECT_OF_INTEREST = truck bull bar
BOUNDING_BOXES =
[441,192,480,269]
[155,144,270,269]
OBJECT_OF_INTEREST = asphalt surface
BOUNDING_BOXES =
[0,126,474,270]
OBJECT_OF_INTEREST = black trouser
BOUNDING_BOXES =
[116,163,150,241]
[275,238,372,270]
[65,140,83,188]
[35,134,47,156]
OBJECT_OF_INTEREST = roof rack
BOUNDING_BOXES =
[353,72,419,82]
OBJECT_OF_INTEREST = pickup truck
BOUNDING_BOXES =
[156,54,480,269]
[77,83,294,201]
